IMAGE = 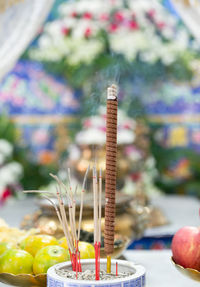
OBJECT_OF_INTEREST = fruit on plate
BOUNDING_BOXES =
[0,249,33,274]
[33,245,70,274]
[172,226,200,271]
[58,236,68,250]
[20,234,58,256]
[0,242,16,256]
[78,241,95,259]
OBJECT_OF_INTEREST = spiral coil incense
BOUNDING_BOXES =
[104,84,118,259]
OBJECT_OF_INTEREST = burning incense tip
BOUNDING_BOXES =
[107,84,118,100]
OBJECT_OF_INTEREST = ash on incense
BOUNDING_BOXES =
[55,268,133,281]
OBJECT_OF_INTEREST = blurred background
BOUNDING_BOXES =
[0,0,200,254]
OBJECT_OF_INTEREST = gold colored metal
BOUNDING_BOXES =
[171,257,200,282]
[21,192,151,239]
[0,273,46,287]
[107,256,111,273]
[72,145,130,188]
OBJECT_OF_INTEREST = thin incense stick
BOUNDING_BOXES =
[93,166,98,244]
[72,185,78,243]
[95,167,99,243]
[98,168,102,243]
[78,165,90,241]
[67,168,72,192]
[56,186,73,252]
[25,170,87,274]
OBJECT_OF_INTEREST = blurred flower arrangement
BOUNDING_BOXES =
[29,0,198,88]
[0,114,58,194]
[0,139,23,203]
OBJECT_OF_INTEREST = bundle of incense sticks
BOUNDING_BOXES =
[93,167,102,281]
[24,166,90,276]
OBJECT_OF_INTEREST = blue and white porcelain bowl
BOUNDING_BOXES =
[47,259,146,287]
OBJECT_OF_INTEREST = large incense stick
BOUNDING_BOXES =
[104,84,118,259]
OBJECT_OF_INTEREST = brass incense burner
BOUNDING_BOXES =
[21,192,150,240]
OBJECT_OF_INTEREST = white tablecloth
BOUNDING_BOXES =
[145,195,200,237]
[124,250,199,287]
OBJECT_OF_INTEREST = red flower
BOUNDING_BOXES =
[124,123,131,129]
[148,9,156,18]
[99,126,106,132]
[83,12,93,19]
[61,27,70,35]
[100,13,109,21]
[84,119,92,127]
[71,11,77,17]
[128,20,139,30]
[84,27,92,38]
[130,173,141,182]
[109,23,118,32]
[1,188,12,202]
[114,12,124,22]
[157,22,166,29]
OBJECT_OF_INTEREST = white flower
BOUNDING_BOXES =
[67,39,104,65]
[72,19,98,39]
[76,129,105,145]
[110,30,148,61]
[0,140,13,157]
[30,0,193,67]
[0,162,23,186]
[0,154,5,165]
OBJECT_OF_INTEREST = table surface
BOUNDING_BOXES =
[145,195,200,237]
[0,194,199,287]
[124,250,200,287]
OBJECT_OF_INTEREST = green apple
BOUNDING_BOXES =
[0,242,16,256]
[33,245,70,274]
[0,249,33,274]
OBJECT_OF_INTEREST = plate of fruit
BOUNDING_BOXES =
[171,226,200,282]
[0,229,128,287]
[0,231,100,287]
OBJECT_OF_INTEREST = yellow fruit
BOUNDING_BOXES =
[78,241,95,259]
[58,237,68,250]
[0,242,16,256]
[0,249,33,274]
[20,235,58,257]
[33,245,70,275]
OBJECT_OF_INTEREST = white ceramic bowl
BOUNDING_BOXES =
[47,259,146,287]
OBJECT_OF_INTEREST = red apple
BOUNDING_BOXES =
[172,226,200,271]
